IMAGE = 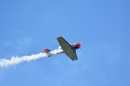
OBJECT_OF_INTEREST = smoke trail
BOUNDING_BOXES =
[0,48,63,68]
[0,53,47,68]
[51,48,63,54]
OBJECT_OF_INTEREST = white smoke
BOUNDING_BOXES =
[0,48,64,68]
[51,48,63,54]
[0,53,46,68]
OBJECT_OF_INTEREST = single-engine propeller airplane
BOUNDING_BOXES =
[43,36,81,61]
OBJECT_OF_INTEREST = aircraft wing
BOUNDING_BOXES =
[57,36,78,61]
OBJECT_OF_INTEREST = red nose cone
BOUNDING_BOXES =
[78,43,81,48]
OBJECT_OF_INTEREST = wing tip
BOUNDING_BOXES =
[57,36,62,38]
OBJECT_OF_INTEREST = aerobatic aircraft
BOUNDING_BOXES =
[43,36,81,61]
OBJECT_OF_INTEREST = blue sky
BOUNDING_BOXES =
[0,0,130,86]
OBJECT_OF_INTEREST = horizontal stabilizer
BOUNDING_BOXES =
[43,48,52,57]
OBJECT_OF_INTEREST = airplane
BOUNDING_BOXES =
[43,36,81,61]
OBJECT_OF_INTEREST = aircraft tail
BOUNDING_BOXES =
[43,48,52,57]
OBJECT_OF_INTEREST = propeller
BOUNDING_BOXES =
[77,42,81,49]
